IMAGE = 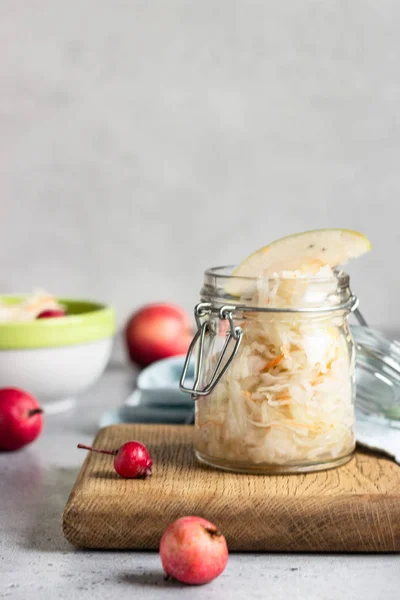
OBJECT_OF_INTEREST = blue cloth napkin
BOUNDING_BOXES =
[100,356,194,427]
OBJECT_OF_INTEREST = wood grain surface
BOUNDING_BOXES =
[62,424,400,552]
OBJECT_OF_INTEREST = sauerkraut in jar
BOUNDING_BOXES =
[180,230,371,473]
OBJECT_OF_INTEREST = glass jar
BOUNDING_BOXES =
[180,265,358,474]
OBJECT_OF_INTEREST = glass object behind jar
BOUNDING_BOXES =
[193,267,356,474]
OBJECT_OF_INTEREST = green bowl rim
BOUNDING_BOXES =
[0,296,116,349]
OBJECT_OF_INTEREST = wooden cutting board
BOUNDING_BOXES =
[63,424,400,552]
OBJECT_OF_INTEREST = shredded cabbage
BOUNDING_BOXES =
[0,291,64,322]
[195,267,355,467]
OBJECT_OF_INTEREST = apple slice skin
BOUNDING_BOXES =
[225,229,371,296]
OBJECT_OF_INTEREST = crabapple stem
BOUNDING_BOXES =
[204,526,222,538]
[28,408,44,417]
[77,444,118,456]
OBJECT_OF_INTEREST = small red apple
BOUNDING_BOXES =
[125,303,192,368]
[160,516,228,585]
[37,309,66,319]
[77,440,153,479]
[0,388,44,451]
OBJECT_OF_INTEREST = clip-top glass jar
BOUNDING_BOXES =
[180,265,358,474]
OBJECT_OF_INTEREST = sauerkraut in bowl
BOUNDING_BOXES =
[0,291,65,322]
[193,265,357,473]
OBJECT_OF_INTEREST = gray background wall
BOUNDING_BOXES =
[1,1,399,331]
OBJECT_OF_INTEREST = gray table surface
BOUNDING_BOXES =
[1,363,399,600]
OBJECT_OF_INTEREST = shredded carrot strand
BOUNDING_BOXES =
[260,354,284,373]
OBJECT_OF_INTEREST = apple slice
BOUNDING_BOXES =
[226,229,371,296]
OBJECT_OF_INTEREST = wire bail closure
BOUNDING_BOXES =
[180,295,361,401]
[179,302,243,401]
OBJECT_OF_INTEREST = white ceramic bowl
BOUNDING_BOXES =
[0,297,115,413]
